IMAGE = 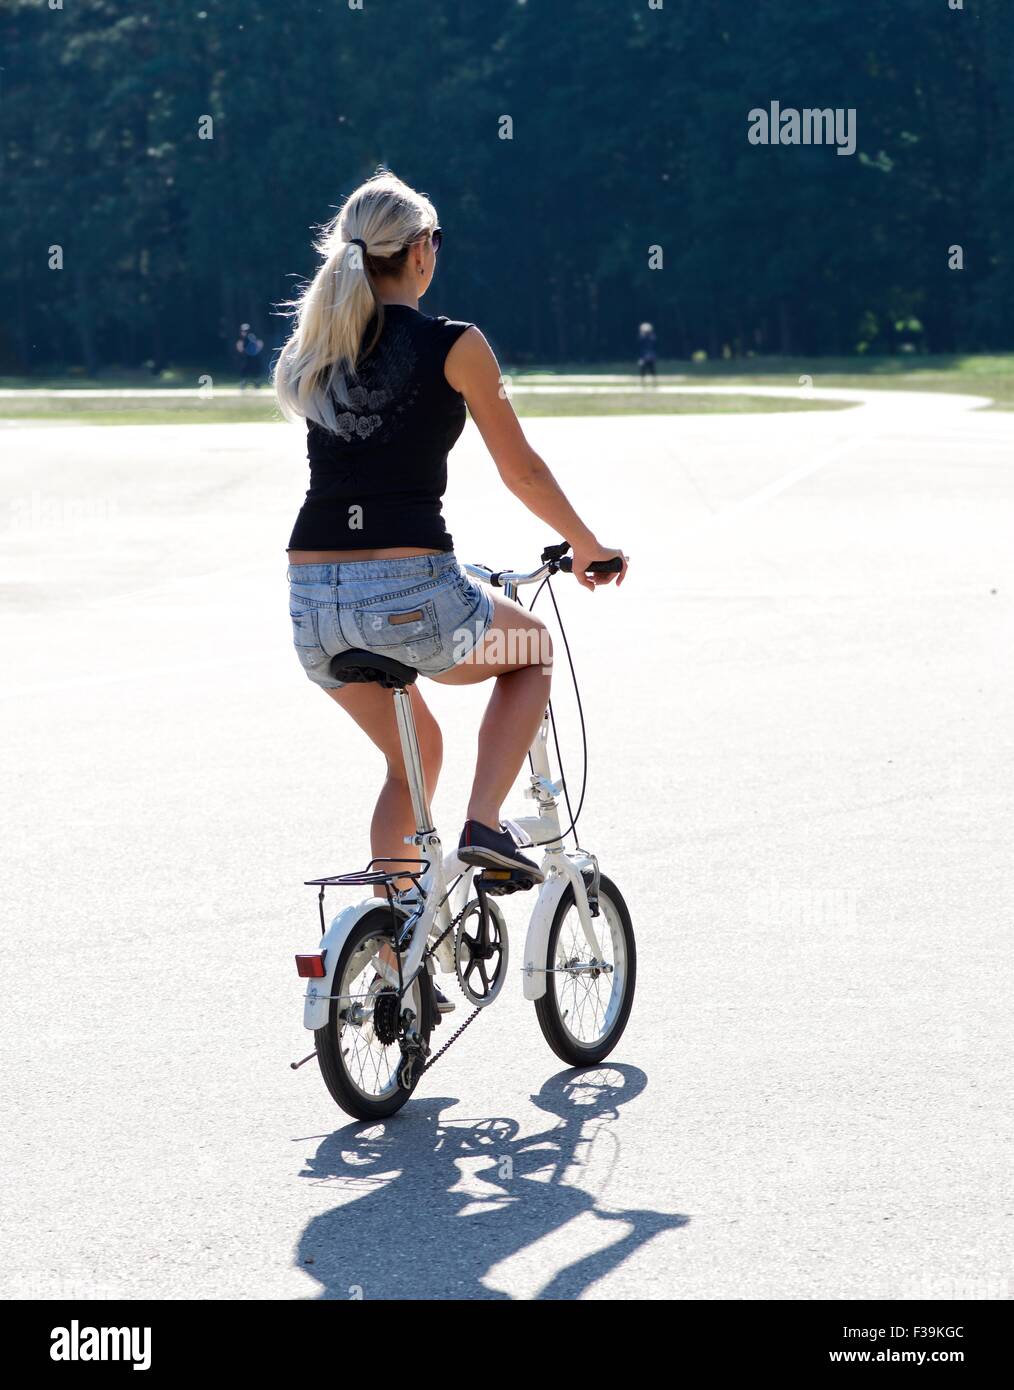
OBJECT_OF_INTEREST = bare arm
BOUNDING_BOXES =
[445,327,627,590]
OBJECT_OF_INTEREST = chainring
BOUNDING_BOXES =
[454,897,509,1007]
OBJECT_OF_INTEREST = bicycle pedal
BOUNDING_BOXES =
[478,871,534,896]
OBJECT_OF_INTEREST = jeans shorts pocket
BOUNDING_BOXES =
[290,603,321,651]
[454,571,483,610]
[354,597,441,664]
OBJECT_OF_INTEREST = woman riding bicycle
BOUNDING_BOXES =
[274,170,627,900]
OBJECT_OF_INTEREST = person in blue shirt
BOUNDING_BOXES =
[637,322,657,385]
[236,323,264,389]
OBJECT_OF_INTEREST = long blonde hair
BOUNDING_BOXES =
[273,170,437,430]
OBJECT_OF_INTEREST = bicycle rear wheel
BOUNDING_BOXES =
[315,905,435,1120]
[534,874,636,1065]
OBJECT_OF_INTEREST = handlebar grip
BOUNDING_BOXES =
[558,556,624,575]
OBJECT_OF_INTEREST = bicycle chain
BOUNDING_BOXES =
[421,895,469,960]
[420,1005,482,1073]
[406,889,486,1076]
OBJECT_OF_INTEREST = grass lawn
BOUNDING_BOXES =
[505,390,854,417]
[1,353,1011,421]
[0,388,853,425]
[511,353,1014,410]
[0,394,284,426]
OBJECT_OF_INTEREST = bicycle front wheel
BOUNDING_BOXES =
[534,874,636,1065]
[315,905,435,1121]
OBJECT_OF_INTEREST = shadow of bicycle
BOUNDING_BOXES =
[294,1064,688,1299]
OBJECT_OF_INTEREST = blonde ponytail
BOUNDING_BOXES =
[273,171,437,431]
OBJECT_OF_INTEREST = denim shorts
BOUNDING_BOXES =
[287,551,496,690]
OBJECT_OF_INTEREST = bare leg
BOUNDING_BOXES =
[428,595,552,828]
[321,595,549,841]
[464,666,550,826]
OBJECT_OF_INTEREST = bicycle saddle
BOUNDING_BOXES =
[329,649,418,688]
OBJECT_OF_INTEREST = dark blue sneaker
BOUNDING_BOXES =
[432,982,456,1015]
[457,819,545,885]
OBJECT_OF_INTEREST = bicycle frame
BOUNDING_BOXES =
[302,560,605,1029]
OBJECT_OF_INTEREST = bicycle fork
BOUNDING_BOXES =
[510,708,605,965]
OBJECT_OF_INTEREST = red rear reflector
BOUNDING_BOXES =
[295,953,326,979]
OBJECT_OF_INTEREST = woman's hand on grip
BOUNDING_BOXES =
[569,541,628,592]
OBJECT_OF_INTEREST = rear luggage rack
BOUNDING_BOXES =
[305,858,431,932]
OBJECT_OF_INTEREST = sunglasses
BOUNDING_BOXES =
[409,227,443,253]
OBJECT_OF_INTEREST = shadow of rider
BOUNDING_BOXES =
[295,1065,688,1300]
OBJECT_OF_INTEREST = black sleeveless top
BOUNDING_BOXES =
[286,304,474,552]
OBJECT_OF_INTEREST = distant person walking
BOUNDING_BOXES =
[236,323,264,388]
[637,322,657,385]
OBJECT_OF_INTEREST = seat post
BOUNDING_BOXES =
[392,687,434,835]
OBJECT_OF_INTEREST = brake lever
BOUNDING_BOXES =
[541,540,572,564]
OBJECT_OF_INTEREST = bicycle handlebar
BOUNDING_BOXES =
[463,545,623,588]
[558,555,624,575]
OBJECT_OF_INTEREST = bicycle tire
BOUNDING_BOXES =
[315,905,436,1120]
[534,874,636,1065]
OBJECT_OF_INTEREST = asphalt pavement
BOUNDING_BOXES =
[1,384,1011,1299]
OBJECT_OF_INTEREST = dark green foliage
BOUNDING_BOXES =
[2,0,1010,372]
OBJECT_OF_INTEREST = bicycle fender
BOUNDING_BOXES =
[521,876,571,1002]
[302,900,381,1031]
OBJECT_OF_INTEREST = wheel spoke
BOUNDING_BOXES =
[333,929,422,1101]
[551,894,627,1047]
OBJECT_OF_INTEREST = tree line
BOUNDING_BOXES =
[2,0,1011,374]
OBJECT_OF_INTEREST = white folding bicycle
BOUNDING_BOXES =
[292,542,636,1120]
